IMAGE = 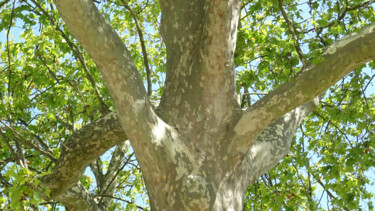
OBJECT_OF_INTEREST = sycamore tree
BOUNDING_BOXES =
[1,0,375,210]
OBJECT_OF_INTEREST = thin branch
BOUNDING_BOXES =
[0,120,57,162]
[363,73,375,92]
[35,46,60,83]
[121,0,153,96]
[94,194,145,210]
[278,0,306,67]
[98,152,134,206]
[0,0,10,8]
[311,173,350,211]
[0,128,22,166]
[313,111,353,148]
[29,0,110,115]
[305,0,375,34]
[242,92,268,95]
[6,0,15,110]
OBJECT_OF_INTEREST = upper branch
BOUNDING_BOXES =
[158,0,243,136]
[233,22,375,153]
[53,0,155,140]
[278,0,306,67]
[120,0,152,96]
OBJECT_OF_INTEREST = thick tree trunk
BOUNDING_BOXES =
[49,0,375,210]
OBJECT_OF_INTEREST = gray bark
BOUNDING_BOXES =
[41,111,126,199]
[46,0,375,210]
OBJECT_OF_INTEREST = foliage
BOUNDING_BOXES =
[0,0,374,210]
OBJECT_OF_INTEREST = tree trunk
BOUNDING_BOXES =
[49,0,375,210]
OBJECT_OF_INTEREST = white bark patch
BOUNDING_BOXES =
[275,124,284,136]
[250,141,276,174]
[149,119,166,147]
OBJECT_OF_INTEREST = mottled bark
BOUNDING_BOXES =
[42,111,126,198]
[232,23,375,154]
[49,0,375,210]
[55,182,105,211]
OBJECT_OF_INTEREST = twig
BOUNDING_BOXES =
[311,173,350,211]
[35,46,61,83]
[98,152,134,206]
[0,128,22,166]
[0,0,11,9]
[94,194,145,210]
[6,0,15,113]
[30,0,110,115]
[121,0,152,96]
[278,0,306,67]
[305,0,375,34]
[242,92,268,95]
[0,120,57,162]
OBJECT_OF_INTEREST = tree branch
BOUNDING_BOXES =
[52,2,187,195]
[233,22,375,153]
[157,0,242,129]
[42,111,127,199]
[55,182,106,211]
[30,0,110,115]
[244,98,319,182]
[278,0,307,67]
[120,0,152,96]
[0,0,10,8]
[97,141,130,207]
[53,0,163,154]
[94,194,145,210]
[0,120,57,162]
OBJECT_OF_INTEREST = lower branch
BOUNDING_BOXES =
[55,182,105,211]
[244,98,320,184]
[42,111,127,199]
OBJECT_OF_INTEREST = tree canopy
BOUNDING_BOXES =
[0,0,374,210]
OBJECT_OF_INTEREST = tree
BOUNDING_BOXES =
[1,0,375,210]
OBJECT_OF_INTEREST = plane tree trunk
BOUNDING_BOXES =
[45,0,375,210]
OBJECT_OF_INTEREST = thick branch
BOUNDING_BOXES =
[53,2,192,201]
[233,23,375,153]
[53,0,156,141]
[244,98,319,184]
[55,182,105,211]
[42,111,127,199]
[220,98,320,201]
[158,0,242,130]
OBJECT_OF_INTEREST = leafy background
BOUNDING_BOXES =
[0,0,374,210]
